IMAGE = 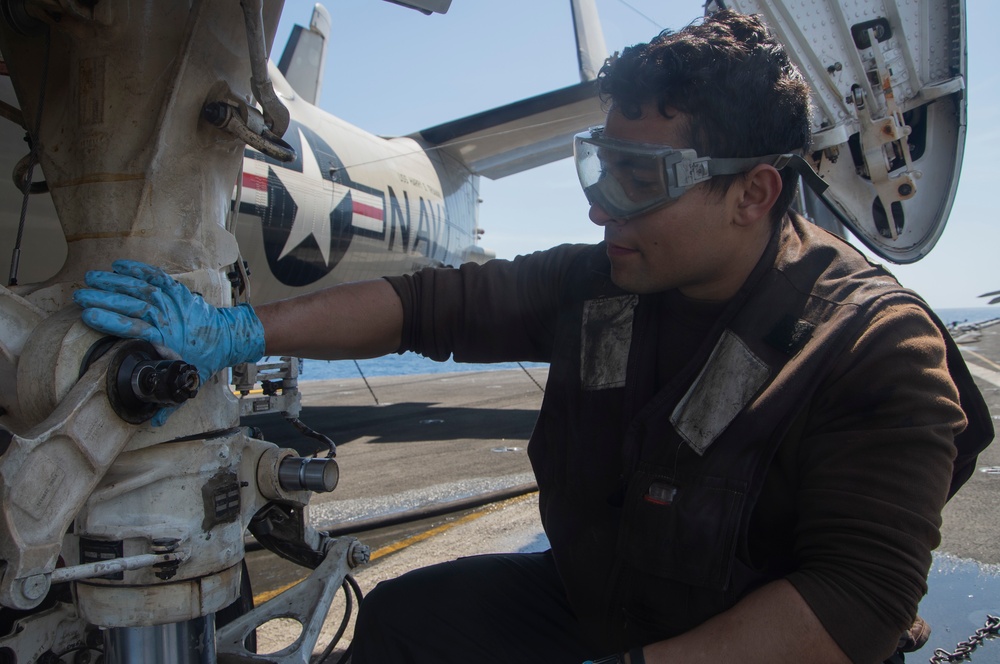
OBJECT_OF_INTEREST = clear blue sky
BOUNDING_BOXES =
[274,0,998,309]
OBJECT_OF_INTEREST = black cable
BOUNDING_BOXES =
[516,362,545,393]
[316,578,353,663]
[285,415,337,457]
[612,0,663,28]
[352,360,380,405]
[9,27,51,287]
[317,574,365,664]
[330,574,365,664]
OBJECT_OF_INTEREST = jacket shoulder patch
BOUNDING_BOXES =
[580,295,638,390]
[671,329,770,455]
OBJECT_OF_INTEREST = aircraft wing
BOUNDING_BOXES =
[412,79,605,180]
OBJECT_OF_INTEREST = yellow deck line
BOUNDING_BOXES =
[251,492,537,605]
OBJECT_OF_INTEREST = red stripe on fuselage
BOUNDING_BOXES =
[242,173,268,191]
[353,201,384,220]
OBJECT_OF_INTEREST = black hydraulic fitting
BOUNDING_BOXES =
[129,360,199,405]
[106,340,200,424]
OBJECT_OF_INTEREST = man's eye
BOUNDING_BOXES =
[629,175,659,192]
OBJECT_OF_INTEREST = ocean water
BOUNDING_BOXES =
[935,306,1000,328]
[300,353,547,382]
[299,306,1000,382]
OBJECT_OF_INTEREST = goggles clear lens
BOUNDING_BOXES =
[574,127,815,221]
[574,127,697,220]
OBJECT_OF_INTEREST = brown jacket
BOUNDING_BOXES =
[386,213,992,663]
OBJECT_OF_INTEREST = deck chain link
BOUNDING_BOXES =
[929,614,1000,663]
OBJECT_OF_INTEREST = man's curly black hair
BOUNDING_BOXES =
[597,10,812,222]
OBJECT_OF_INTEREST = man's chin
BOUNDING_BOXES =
[609,269,660,295]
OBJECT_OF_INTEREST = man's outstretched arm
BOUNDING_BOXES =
[256,278,403,360]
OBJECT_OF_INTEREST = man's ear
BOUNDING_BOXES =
[734,164,783,227]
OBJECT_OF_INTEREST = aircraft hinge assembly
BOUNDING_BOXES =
[197,0,298,164]
[203,99,296,163]
[239,0,290,136]
[196,0,303,162]
[852,26,920,240]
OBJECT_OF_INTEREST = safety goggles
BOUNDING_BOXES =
[574,126,825,220]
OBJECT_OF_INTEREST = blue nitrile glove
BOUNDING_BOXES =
[73,259,266,385]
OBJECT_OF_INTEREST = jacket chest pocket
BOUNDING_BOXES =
[617,465,747,591]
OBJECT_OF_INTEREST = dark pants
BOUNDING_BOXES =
[351,550,909,663]
[351,550,597,664]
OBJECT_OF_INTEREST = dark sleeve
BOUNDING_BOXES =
[383,244,594,363]
[784,302,966,664]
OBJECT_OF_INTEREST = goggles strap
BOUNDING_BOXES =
[709,154,829,195]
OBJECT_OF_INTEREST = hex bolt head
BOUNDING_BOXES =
[349,542,371,568]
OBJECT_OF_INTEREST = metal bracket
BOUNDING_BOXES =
[854,27,919,240]
[0,349,136,610]
[0,601,92,661]
[215,537,369,664]
[233,357,301,419]
[203,100,296,163]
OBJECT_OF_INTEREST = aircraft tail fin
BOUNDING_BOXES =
[413,0,609,179]
[571,0,609,81]
[277,3,331,105]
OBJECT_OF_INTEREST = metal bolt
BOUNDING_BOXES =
[898,183,913,197]
[151,538,180,553]
[349,542,371,568]
[201,101,231,127]
[21,574,49,601]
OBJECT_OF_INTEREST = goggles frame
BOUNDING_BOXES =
[574,126,825,221]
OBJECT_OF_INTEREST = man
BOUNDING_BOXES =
[75,11,991,664]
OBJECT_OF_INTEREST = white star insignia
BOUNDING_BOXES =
[274,129,351,266]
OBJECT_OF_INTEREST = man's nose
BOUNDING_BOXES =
[589,202,619,226]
